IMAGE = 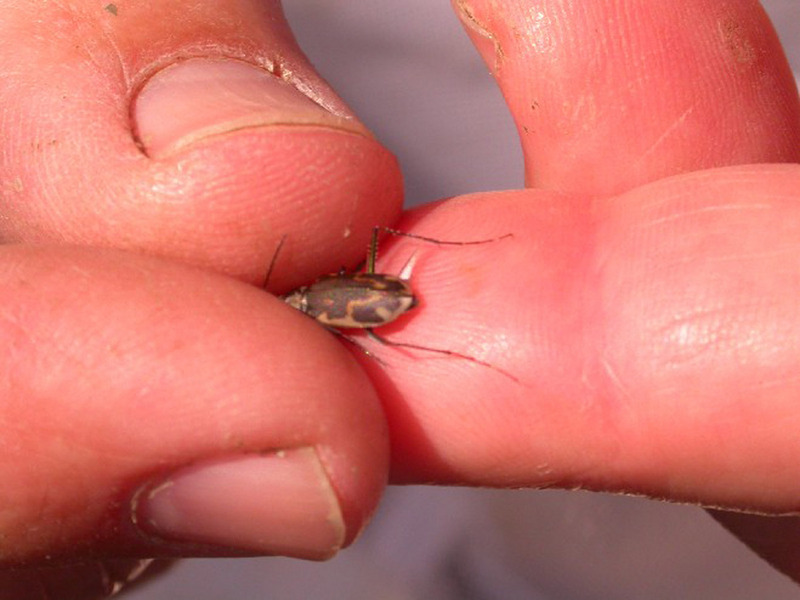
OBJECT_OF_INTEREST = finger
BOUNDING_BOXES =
[371,165,800,516]
[0,0,401,283]
[0,247,387,564]
[453,0,800,194]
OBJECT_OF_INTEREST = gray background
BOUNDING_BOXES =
[129,2,800,598]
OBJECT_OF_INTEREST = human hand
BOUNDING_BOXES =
[0,1,401,596]
[371,0,800,584]
[1,0,800,597]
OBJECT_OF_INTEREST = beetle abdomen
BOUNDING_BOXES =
[301,273,417,328]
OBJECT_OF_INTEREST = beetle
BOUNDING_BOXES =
[267,226,516,380]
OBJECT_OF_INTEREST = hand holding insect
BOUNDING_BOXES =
[270,226,518,381]
[1,0,798,591]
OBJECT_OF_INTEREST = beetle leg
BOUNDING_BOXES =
[380,227,513,246]
[325,327,388,366]
[367,226,380,274]
[365,329,519,382]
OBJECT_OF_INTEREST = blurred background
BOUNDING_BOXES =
[128,2,800,598]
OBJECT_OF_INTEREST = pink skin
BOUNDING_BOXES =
[0,0,799,594]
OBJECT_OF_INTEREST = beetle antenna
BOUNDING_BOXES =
[263,234,287,290]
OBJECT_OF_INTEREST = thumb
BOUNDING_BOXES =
[0,246,387,563]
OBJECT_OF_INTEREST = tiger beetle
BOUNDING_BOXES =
[266,226,516,380]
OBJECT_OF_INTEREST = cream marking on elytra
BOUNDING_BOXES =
[265,226,517,381]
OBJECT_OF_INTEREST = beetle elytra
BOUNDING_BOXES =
[267,226,517,380]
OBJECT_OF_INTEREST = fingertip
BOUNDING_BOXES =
[351,193,559,480]
[0,247,388,562]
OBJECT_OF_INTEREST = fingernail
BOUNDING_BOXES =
[454,0,501,64]
[133,57,367,156]
[132,449,345,560]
